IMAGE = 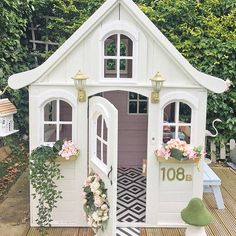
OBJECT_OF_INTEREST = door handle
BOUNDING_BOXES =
[108,166,113,185]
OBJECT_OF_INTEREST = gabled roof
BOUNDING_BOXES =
[0,99,17,116]
[8,0,226,93]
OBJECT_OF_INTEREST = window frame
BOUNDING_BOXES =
[103,33,134,79]
[99,21,139,83]
[128,92,148,115]
[43,99,73,145]
[162,101,192,144]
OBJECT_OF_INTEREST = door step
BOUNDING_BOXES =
[116,227,140,236]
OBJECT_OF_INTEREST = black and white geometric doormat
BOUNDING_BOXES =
[117,168,146,223]
[116,227,140,236]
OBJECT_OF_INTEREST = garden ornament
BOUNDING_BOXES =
[181,197,212,236]
[205,118,222,137]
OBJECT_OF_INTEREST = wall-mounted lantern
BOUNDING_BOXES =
[150,72,165,103]
[71,70,88,102]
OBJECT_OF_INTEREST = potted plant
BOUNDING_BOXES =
[155,139,206,163]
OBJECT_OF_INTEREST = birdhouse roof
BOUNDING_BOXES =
[0,99,17,116]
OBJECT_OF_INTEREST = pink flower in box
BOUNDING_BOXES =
[58,140,79,160]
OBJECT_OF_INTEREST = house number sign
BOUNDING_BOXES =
[161,167,192,182]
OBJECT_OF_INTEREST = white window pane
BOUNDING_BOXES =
[120,34,133,56]
[164,103,175,122]
[104,59,117,78]
[97,115,102,138]
[139,101,148,113]
[44,124,56,142]
[179,102,191,123]
[103,144,107,165]
[179,126,191,144]
[97,139,101,160]
[120,59,132,78]
[104,35,117,56]
[60,100,72,121]
[59,124,72,140]
[103,120,107,141]
[44,100,57,121]
[129,92,137,99]
[163,123,172,143]
[129,101,137,113]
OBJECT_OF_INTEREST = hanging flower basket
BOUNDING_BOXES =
[155,139,205,164]
[53,140,80,161]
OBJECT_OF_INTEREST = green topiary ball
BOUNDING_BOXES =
[181,197,212,226]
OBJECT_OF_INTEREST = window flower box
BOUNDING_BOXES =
[155,139,205,163]
[56,154,79,161]
[54,140,80,161]
[157,156,200,164]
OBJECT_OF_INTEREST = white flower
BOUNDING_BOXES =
[95,189,101,195]
[92,222,98,228]
[102,215,108,222]
[87,216,93,226]
[88,176,93,183]
[92,211,99,222]
[90,181,100,193]
[94,195,104,207]
[225,79,233,91]
[101,204,108,211]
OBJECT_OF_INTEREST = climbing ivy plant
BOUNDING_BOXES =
[30,145,63,235]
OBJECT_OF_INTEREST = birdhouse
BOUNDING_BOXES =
[0,98,18,137]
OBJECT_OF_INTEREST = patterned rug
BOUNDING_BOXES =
[116,227,140,236]
[117,168,146,223]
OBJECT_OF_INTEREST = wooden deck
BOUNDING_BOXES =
[26,166,236,236]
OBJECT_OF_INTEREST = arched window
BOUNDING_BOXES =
[96,115,108,166]
[43,99,72,143]
[162,102,192,144]
[104,34,133,79]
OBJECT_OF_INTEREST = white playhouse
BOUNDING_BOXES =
[8,0,226,235]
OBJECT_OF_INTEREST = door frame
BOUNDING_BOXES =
[88,89,155,228]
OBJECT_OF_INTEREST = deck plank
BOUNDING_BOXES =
[26,227,94,236]
[161,228,183,236]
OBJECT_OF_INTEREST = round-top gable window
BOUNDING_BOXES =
[104,34,133,79]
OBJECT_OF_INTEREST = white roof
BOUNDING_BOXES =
[8,0,226,93]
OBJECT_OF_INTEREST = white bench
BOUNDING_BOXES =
[203,162,224,209]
